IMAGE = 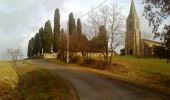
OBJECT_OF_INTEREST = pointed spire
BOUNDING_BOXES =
[128,0,139,19]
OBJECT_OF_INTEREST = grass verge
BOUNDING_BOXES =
[0,60,79,100]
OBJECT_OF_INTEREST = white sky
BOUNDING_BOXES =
[0,0,161,59]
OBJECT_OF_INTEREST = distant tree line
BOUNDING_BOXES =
[27,9,88,59]
[28,9,60,57]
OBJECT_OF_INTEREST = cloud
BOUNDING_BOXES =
[0,0,163,59]
[0,0,66,58]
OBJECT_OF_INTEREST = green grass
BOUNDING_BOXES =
[112,56,170,75]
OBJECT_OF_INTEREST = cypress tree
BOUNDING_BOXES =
[39,27,44,54]
[97,25,108,49]
[33,33,41,55]
[53,8,60,52]
[44,20,53,53]
[27,37,34,57]
[27,39,32,57]
[61,28,64,36]
[68,13,76,35]
[77,18,82,35]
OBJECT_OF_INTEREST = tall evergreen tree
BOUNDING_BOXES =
[39,27,44,54]
[97,25,108,50]
[27,37,34,57]
[68,13,76,35]
[33,33,41,55]
[53,8,60,52]
[27,39,32,57]
[43,20,53,53]
[61,28,64,36]
[98,25,108,69]
[77,18,82,35]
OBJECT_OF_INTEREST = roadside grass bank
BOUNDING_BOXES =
[47,57,170,96]
[0,60,79,100]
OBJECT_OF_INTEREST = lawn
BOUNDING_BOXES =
[0,60,78,100]
[112,56,170,75]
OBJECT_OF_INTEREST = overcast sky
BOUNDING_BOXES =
[0,0,154,59]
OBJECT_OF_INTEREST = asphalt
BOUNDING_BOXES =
[33,59,170,100]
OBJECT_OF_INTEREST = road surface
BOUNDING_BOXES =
[33,60,170,100]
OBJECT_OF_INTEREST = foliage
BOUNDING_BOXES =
[95,25,108,52]
[143,0,170,60]
[83,4,124,69]
[27,38,34,57]
[143,0,170,35]
[33,33,41,56]
[53,8,60,53]
[43,20,53,53]
[163,25,170,52]
[68,13,76,36]
[90,25,108,69]
[153,46,166,58]
[57,28,67,61]
[39,27,44,54]
[77,18,82,35]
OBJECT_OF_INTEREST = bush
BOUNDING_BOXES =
[84,59,94,64]
[69,55,79,63]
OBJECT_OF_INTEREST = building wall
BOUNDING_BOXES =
[125,17,141,56]
[44,53,57,59]
[141,40,163,56]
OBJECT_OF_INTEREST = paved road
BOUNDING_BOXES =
[33,60,170,100]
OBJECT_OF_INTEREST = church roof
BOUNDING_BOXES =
[127,0,139,20]
[142,39,164,44]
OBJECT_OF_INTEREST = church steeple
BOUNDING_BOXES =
[125,0,141,56]
[127,0,139,19]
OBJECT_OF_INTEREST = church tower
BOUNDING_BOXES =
[125,0,141,56]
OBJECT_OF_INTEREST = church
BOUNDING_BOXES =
[125,0,163,56]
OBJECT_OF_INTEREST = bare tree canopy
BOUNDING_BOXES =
[83,3,125,69]
[5,47,23,61]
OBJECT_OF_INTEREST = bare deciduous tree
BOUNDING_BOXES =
[85,3,125,69]
[5,47,23,61]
